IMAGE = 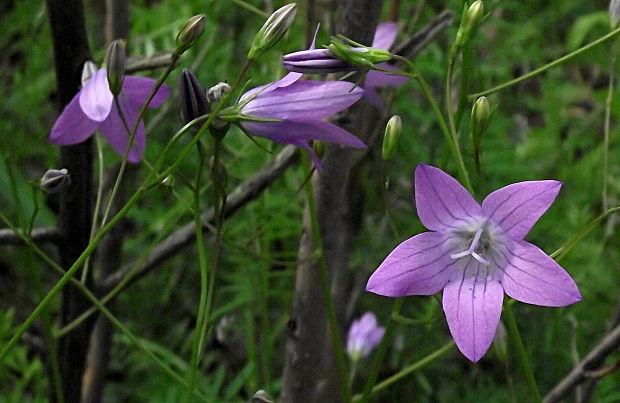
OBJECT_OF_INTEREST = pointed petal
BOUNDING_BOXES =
[498,241,581,306]
[99,96,145,163]
[372,22,398,50]
[364,68,409,89]
[366,232,454,297]
[482,180,562,239]
[241,119,366,148]
[443,266,504,362]
[241,72,303,101]
[415,163,481,232]
[294,140,323,172]
[243,80,363,120]
[123,76,171,108]
[79,69,113,122]
[50,92,98,145]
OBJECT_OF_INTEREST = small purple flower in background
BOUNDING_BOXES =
[50,64,170,162]
[367,163,581,362]
[346,312,385,360]
[237,72,365,169]
[363,22,409,108]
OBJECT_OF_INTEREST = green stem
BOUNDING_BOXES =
[303,154,351,402]
[550,205,620,262]
[393,55,472,193]
[455,41,472,130]
[471,24,620,98]
[359,298,403,403]
[603,39,618,213]
[503,302,542,403]
[101,55,179,228]
[184,143,209,402]
[352,341,455,402]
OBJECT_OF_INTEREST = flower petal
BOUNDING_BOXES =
[243,80,363,120]
[498,241,581,306]
[241,119,366,148]
[482,180,562,239]
[79,69,113,122]
[443,266,504,362]
[293,140,323,172]
[364,67,409,89]
[241,72,304,101]
[123,76,171,108]
[366,232,454,297]
[415,163,481,232]
[50,92,98,145]
[99,95,145,163]
[372,22,398,50]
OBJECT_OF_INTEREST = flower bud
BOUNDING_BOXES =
[176,14,207,55]
[382,115,401,161]
[328,37,392,70]
[160,174,174,188]
[456,0,484,48]
[610,0,620,28]
[179,69,209,124]
[81,61,98,87]
[248,3,297,60]
[207,82,232,103]
[470,96,490,172]
[41,168,71,194]
[105,40,126,96]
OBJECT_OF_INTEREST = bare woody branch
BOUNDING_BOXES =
[544,322,620,402]
[0,227,62,245]
[100,144,299,291]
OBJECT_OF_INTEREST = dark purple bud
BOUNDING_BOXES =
[41,168,71,194]
[179,69,209,124]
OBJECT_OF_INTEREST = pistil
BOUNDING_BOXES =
[450,227,490,265]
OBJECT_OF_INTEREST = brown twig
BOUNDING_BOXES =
[0,227,62,245]
[544,322,620,402]
[125,51,175,73]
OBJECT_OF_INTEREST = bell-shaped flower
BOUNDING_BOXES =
[367,163,581,362]
[50,66,170,162]
[235,72,365,169]
[346,312,385,361]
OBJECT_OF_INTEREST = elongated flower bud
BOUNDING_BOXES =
[470,96,490,172]
[611,0,620,28]
[81,61,98,87]
[248,3,297,60]
[179,69,209,124]
[41,168,71,194]
[176,14,207,55]
[328,37,392,70]
[382,115,401,160]
[105,40,126,96]
[456,0,484,48]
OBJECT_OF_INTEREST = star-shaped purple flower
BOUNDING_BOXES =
[238,72,366,169]
[367,163,581,362]
[346,312,385,360]
[50,68,170,162]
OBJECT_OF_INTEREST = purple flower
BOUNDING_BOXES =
[366,163,581,362]
[238,72,365,169]
[363,23,409,108]
[346,312,385,360]
[50,67,170,162]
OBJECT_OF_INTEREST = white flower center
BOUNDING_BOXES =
[448,218,507,269]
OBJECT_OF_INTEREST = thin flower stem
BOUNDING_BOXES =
[455,41,472,131]
[184,143,209,402]
[471,24,620,98]
[392,55,473,193]
[551,205,620,263]
[359,298,404,403]
[503,302,542,403]
[42,311,64,403]
[303,154,351,403]
[0,212,210,401]
[352,341,455,402]
[231,0,268,17]
[81,133,106,283]
[603,39,618,213]
[101,55,179,228]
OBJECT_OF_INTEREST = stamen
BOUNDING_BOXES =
[450,227,489,266]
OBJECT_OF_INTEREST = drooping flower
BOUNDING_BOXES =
[346,312,385,360]
[282,23,407,107]
[50,64,170,162]
[366,163,581,362]
[235,71,365,169]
